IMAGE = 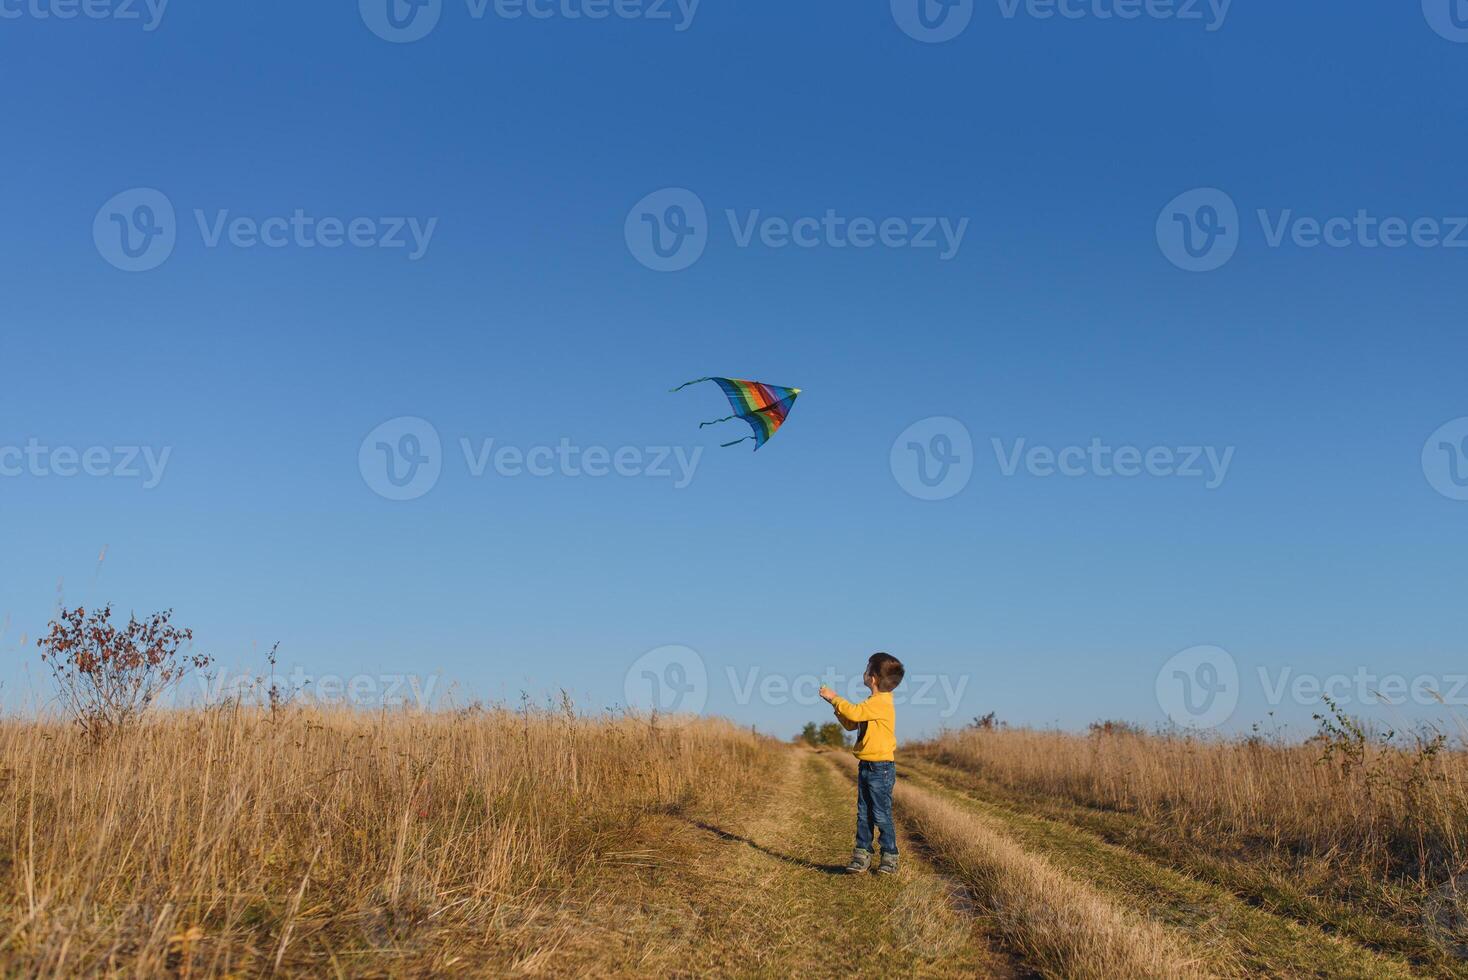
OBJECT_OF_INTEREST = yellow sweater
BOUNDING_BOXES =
[830,691,896,761]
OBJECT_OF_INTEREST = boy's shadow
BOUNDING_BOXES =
[686,819,848,876]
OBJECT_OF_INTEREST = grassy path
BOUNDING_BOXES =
[655,748,1020,978]
[825,752,1216,979]
[476,743,1437,977]
[902,756,1430,979]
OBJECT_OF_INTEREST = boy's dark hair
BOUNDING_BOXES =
[866,652,905,693]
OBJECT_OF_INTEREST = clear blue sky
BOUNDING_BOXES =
[3,1,1466,739]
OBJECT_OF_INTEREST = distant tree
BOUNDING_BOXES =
[38,605,211,739]
[1088,719,1146,737]
[968,712,1004,731]
[797,721,851,749]
[817,722,849,748]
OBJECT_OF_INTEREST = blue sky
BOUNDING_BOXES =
[2,1,1467,739]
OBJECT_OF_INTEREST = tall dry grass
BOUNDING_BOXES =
[917,724,1468,884]
[0,705,776,976]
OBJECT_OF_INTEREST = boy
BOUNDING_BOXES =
[819,652,904,875]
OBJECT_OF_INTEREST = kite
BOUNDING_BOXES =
[671,377,802,450]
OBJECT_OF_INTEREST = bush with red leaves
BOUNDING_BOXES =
[37,605,212,738]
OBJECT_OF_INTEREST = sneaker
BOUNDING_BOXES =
[878,852,899,875]
[844,849,872,873]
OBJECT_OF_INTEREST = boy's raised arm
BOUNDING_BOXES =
[819,686,876,722]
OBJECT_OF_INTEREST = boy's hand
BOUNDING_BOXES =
[818,685,837,703]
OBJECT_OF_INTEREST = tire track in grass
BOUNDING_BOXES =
[823,752,1221,979]
[903,758,1427,979]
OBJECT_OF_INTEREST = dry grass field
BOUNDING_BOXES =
[4,704,1468,977]
[0,707,777,975]
[909,722,1468,977]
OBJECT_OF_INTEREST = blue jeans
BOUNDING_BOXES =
[855,761,898,855]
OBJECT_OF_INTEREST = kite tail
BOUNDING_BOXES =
[720,436,755,448]
[670,377,712,393]
[697,414,739,428]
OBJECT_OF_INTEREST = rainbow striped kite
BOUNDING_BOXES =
[671,377,802,450]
